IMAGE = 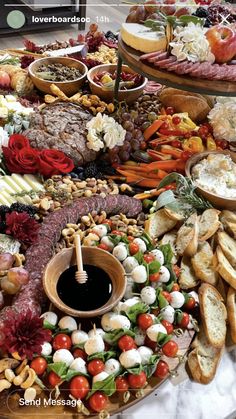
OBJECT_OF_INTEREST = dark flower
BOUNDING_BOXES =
[5,211,40,246]
[1,309,51,360]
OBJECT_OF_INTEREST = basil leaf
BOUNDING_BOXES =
[64,369,89,381]
[157,332,172,346]
[87,350,117,362]
[125,302,149,323]
[140,232,155,251]
[72,343,85,350]
[134,251,144,264]
[42,355,53,363]
[149,260,161,275]
[143,354,160,378]
[53,328,71,337]
[126,364,143,375]
[47,362,68,378]
[158,293,169,310]
[159,244,173,265]
[104,328,135,345]
[165,280,174,293]
[108,234,122,246]
[87,374,116,398]
[165,263,177,283]
[43,319,56,330]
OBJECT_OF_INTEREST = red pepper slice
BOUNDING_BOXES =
[159,129,186,136]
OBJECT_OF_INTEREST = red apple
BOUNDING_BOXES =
[206,25,236,64]
[0,71,11,88]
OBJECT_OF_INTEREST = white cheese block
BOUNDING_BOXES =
[4,176,22,193]
[0,179,15,194]
[11,174,32,192]
[121,23,167,53]
[23,174,44,192]
[1,190,16,204]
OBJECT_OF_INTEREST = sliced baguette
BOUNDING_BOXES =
[215,245,236,290]
[179,256,199,289]
[188,329,223,384]
[176,213,199,257]
[217,231,236,269]
[160,230,178,264]
[191,241,218,286]
[216,276,228,303]
[198,283,227,348]
[227,287,236,343]
[220,210,236,239]
[198,208,220,241]
[163,207,185,222]
[144,209,177,239]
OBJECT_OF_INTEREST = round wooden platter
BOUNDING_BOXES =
[0,330,194,419]
[118,35,236,97]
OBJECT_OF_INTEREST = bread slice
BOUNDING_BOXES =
[215,246,236,290]
[191,241,218,286]
[227,287,236,343]
[188,329,223,384]
[220,210,236,239]
[163,207,185,222]
[160,230,178,264]
[176,213,199,257]
[198,209,220,241]
[198,283,227,348]
[144,209,177,239]
[179,256,199,289]
[217,231,236,268]
[216,276,228,303]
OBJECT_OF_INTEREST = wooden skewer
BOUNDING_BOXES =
[74,235,88,284]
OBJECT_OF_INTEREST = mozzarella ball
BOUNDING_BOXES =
[71,330,89,345]
[84,335,105,355]
[146,324,167,342]
[53,349,74,367]
[113,244,128,261]
[188,291,199,304]
[93,371,109,384]
[187,314,195,330]
[113,302,123,314]
[70,358,87,374]
[159,266,170,283]
[138,346,153,364]
[134,328,146,346]
[131,265,147,284]
[170,291,185,308]
[88,328,105,339]
[151,249,164,265]
[40,311,58,326]
[41,342,52,357]
[133,238,147,253]
[101,236,114,250]
[123,256,139,273]
[160,305,175,324]
[101,312,116,332]
[149,313,157,322]
[58,316,77,331]
[124,280,134,299]
[119,349,142,369]
[120,297,141,313]
[141,286,156,305]
[104,358,121,375]
[110,315,131,330]
[92,225,108,238]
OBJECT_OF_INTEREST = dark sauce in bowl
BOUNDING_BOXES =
[57,264,113,311]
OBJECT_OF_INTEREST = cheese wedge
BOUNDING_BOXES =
[121,23,167,53]
[23,174,44,191]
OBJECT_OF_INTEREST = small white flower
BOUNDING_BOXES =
[86,113,125,152]
[0,127,9,153]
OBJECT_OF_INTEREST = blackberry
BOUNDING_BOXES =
[10,203,38,217]
[105,31,118,42]
[193,7,208,18]
[0,205,10,217]
[83,161,100,179]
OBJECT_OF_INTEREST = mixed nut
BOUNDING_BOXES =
[35,63,83,82]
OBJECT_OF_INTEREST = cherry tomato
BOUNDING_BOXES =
[98,243,109,251]
[162,340,178,357]
[161,291,171,303]
[198,125,210,138]
[178,312,190,328]
[137,313,153,330]
[161,320,174,335]
[181,150,193,161]
[140,141,147,150]
[184,296,196,310]
[129,242,139,256]
[184,131,192,139]
[69,376,90,400]
[30,357,47,375]
[154,360,169,379]
[171,140,182,148]
[172,283,180,292]
[52,334,72,351]
[73,348,87,360]
[215,139,228,149]
[111,230,124,236]
[144,335,157,351]
[166,106,175,115]
[128,371,147,389]
[149,272,160,282]
[103,219,112,227]
[89,391,108,412]
[173,265,181,278]
[118,335,136,351]
[46,329,53,342]
[143,253,155,264]
[87,359,105,376]
[115,376,129,392]
[172,116,181,125]
[48,371,61,387]
[160,121,169,130]
[127,235,134,242]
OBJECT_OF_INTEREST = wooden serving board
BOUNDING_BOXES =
[0,331,194,419]
[118,35,236,97]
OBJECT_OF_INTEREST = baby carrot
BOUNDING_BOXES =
[143,119,164,141]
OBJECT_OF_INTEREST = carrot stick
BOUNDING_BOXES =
[134,187,166,200]
[160,146,182,159]
[143,119,164,141]
[116,165,148,174]
[135,178,161,188]
[117,168,163,180]
[147,160,179,171]
[149,169,168,179]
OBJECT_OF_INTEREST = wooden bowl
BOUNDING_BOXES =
[87,63,147,103]
[43,246,126,318]
[28,57,88,96]
[185,150,236,210]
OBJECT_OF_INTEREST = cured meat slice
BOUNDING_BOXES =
[140,50,167,61]
[154,56,177,68]
[146,52,169,63]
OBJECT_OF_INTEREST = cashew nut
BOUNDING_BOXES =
[13,365,29,386]
[0,379,11,392]
[24,387,37,402]
[15,359,27,375]
[13,253,25,267]
[0,358,20,373]
[4,369,15,383]
[62,227,75,237]
[20,368,36,389]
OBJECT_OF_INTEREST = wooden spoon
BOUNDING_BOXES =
[74,235,88,284]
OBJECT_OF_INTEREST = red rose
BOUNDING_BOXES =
[38,149,74,178]
[8,134,30,151]
[3,147,39,174]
